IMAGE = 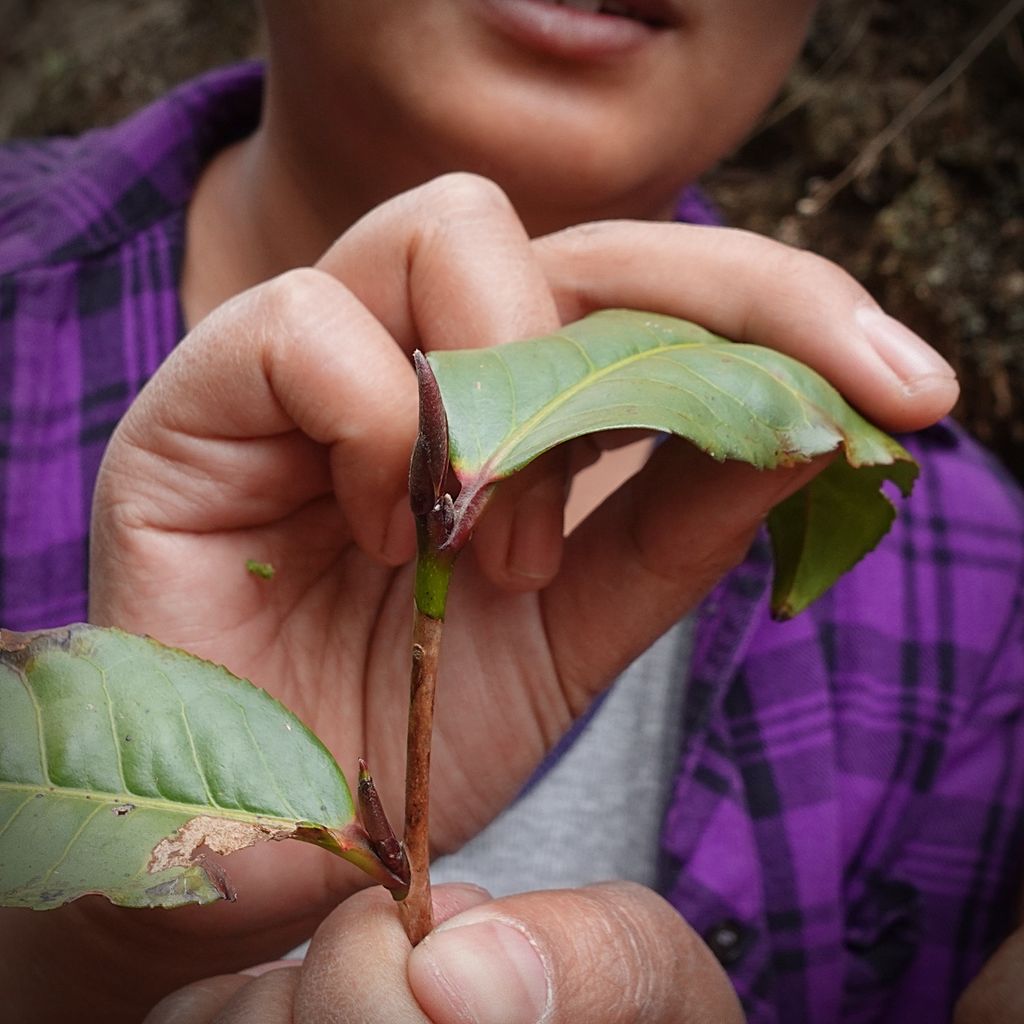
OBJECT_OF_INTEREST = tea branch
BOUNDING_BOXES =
[399,352,459,944]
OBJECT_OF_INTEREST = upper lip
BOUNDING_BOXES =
[595,0,681,28]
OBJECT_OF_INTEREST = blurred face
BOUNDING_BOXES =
[261,0,817,230]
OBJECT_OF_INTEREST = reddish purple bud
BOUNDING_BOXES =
[409,351,450,517]
[357,758,410,888]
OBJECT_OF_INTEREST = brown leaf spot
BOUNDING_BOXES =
[0,629,37,669]
[1,624,79,667]
[0,628,33,652]
[148,816,295,874]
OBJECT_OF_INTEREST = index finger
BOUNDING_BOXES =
[317,172,561,352]
[317,172,569,568]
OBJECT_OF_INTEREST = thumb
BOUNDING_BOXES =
[408,882,745,1024]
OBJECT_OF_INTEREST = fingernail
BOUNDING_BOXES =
[855,304,956,385]
[382,497,415,564]
[507,481,563,583]
[410,918,550,1024]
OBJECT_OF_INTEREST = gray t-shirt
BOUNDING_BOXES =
[288,617,692,959]
[431,616,693,895]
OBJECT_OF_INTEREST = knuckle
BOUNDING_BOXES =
[628,509,754,590]
[414,171,516,222]
[257,266,340,326]
[686,523,761,587]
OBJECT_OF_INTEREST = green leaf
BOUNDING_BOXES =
[767,458,914,619]
[0,624,369,911]
[428,309,918,617]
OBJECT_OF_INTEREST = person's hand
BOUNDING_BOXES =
[91,172,955,980]
[953,926,1024,1023]
[953,880,1024,1024]
[8,173,956,1020]
[144,882,746,1024]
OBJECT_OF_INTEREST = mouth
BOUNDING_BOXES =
[539,0,675,29]
[477,0,678,61]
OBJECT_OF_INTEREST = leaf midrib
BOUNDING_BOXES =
[464,330,691,478]
[15,648,309,823]
[461,333,834,481]
[0,779,310,829]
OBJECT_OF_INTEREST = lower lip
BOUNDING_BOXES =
[476,0,662,61]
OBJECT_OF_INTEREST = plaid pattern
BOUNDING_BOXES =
[669,426,1024,1022]
[1,63,1023,1022]
[0,62,262,630]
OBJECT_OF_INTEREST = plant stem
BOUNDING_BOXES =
[401,350,460,944]
[399,607,445,944]
[399,530,455,945]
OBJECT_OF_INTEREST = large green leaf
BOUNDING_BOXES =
[0,624,369,911]
[428,309,918,617]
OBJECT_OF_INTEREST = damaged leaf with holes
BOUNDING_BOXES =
[0,624,398,910]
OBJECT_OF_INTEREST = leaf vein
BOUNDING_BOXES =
[0,792,36,843]
[558,334,598,372]
[650,356,789,438]
[169,674,221,810]
[91,657,129,792]
[21,668,53,787]
[35,801,105,887]
[475,341,674,475]
[238,705,301,819]
[712,349,843,432]
[481,340,793,475]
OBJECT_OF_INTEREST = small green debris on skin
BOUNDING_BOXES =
[245,559,275,580]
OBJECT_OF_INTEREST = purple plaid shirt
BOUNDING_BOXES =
[2,64,1023,1023]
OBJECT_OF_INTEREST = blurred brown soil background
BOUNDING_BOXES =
[2,0,1022,480]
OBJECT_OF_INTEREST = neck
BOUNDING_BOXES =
[181,127,347,329]
[181,76,680,329]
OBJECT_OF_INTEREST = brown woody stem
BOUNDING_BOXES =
[399,606,447,945]
[400,508,455,944]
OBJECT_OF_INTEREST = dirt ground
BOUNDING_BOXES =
[2,0,1022,480]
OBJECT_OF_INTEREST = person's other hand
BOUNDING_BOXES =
[73,172,956,1006]
[144,882,746,1024]
[953,879,1024,1024]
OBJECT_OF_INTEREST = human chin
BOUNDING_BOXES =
[413,90,704,226]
